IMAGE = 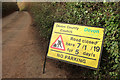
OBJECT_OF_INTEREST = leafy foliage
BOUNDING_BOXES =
[29,2,120,79]
[17,2,29,11]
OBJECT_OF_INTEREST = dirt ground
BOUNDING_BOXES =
[2,11,68,78]
[2,11,93,79]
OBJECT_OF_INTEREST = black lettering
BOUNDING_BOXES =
[83,52,95,57]
[64,55,86,64]
[82,39,98,45]
[94,46,100,52]
[67,48,73,52]
[75,49,79,54]
[77,43,81,48]
[70,37,81,42]
[65,55,68,59]
[57,53,64,58]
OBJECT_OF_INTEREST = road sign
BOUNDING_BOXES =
[51,35,65,51]
[47,22,105,69]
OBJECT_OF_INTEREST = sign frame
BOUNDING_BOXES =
[43,22,105,73]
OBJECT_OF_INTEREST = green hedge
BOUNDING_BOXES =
[29,2,120,79]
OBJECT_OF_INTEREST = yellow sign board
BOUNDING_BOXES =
[47,22,105,69]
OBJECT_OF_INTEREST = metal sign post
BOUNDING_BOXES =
[43,51,48,74]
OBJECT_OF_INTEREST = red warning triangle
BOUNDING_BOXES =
[50,35,65,51]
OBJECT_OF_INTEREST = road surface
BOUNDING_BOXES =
[2,11,67,78]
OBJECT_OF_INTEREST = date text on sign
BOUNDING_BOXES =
[47,22,105,70]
